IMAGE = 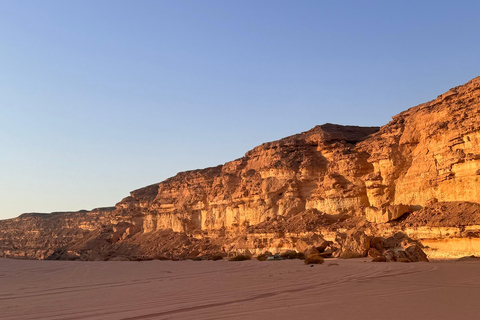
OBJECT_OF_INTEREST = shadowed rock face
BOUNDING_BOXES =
[0,77,479,261]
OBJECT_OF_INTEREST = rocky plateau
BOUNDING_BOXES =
[1,77,479,262]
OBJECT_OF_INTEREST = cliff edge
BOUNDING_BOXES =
[1,77,479,261]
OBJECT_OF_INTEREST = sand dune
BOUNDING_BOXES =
[0,258,478,320]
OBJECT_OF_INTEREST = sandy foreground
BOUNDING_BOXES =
[0,258,478,320]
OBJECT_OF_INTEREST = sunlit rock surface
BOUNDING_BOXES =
[0,77,478,260]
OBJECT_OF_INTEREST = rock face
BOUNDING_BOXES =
[116,123,380,235]
[0,208,116,260]
[358,79,480,211]
[0,77,479,261]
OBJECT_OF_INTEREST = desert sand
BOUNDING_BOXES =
[0,258,478,320]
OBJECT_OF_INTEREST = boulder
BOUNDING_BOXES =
[370,237,384,251]
[372,256,387,262]
[384,249,397,262]
[383,248,409,262]
[383,232,415,249]
[304,246,320,256]
[295,239,309,252]
[368,247,382,258]
[337,230,371,257]
[383,244,429,262]
[404,244,429,262]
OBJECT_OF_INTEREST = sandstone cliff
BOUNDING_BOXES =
[1,77,479,261]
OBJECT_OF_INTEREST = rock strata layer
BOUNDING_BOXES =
[1,77,479,261]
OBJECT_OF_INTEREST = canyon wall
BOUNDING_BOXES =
[116,77,479,232]
[1,77,479,260]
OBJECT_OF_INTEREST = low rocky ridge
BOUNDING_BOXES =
[1,77,479,261]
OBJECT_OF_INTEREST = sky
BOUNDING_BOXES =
[0,1,478,219]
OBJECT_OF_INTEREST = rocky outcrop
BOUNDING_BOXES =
[0,208,116,259]
[114,123,380,235]
[358,79,480,213]
[114,77,479,233]
[0,77,479,261]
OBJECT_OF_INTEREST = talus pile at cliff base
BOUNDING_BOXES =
[1,77,479,261]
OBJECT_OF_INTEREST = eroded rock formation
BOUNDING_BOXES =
[1,77,479,261]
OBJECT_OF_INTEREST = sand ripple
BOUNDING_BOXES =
[0,258,478,320]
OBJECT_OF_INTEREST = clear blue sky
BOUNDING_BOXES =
[0,1,478,219]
